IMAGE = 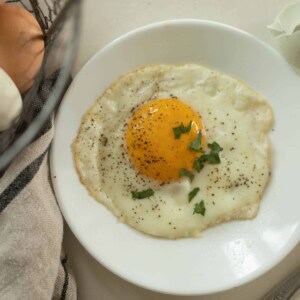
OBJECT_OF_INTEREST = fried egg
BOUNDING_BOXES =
[73,64,273,239]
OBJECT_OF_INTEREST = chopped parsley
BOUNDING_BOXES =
[173,121,192,139]
[131,189,154,199]
[179,168,194,182]
[208,141,223,153]
[188,187,200,202]
[193,200,206,216]
[193,158,205,172]
[193,141,223,172]
[188,131,204,153]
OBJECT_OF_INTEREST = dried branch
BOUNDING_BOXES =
[44,0,73,45]
[6,0,31,11]
[6,0,63,35]
[29,0,47,35]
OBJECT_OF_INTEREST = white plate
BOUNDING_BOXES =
[51,20,300,295]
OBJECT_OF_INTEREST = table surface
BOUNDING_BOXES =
[64,0,300,299]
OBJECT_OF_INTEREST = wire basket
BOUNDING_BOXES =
[0,0,81,172]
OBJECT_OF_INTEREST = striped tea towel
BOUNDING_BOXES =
[0,72,76,300]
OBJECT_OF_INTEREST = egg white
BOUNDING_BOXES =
[73,64,273,239]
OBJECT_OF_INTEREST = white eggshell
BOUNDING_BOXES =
[276,31,300,71]
[268,2,300,72]
[268,2,300,35]
[0,68,23,131]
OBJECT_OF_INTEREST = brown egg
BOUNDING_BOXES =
[0,4,45,94]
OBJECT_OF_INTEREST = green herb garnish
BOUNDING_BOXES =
[173,121,192,139]
[188,187,200,203]
[208,141,223,153]
[193,141,223,172]
[179,168,194,182]
[193,158,204,172]
[188,131,204,153]
[131,189,154,199]
[193,200,206,216]
[203,141,223,164]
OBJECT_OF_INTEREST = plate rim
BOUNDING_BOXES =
[50,19,300,295]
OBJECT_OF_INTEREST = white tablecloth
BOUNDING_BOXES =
[65,0,300,299]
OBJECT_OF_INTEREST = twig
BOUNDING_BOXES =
[28,0,47,35]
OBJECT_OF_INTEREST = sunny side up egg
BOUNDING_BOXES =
[73,64,273,239]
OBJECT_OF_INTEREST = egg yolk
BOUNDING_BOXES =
[125,98,205,182]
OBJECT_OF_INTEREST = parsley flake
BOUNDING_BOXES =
[193,158,204,172]
[201,152,220,164]
[131,189,154,199]
[188,131,204,153]
[179,168,194,182]
[173,121,192,139]
[193,141,223,172]
[188,187,200,202]
[208,141,223,153]
[193,200,206,216]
